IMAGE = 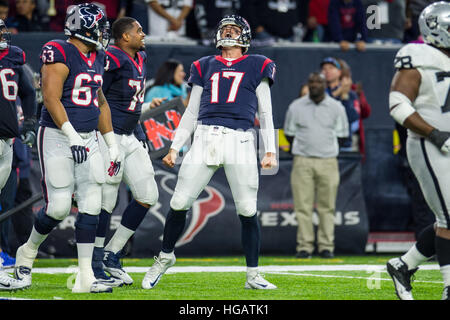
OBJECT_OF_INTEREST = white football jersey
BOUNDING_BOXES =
[394,43,450,137]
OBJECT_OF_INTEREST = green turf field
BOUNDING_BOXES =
[0,255,444,300]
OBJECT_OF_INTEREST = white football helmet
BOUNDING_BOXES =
[418,1,450,49]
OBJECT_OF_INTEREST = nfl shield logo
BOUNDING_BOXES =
[227,62,232,66]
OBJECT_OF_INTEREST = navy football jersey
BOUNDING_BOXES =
[188,54,276,130]
[39,39,106,132]
[103,45,146,135]
[0,46,27,138]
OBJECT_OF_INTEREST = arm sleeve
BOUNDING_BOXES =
[256,78,276,154]
[170,84,203,152]
[17,65,37,119]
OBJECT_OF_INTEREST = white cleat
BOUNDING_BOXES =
[386,257,417,300]
[72,271,112,293]
[0,269,30,291]
[245,270,277,290]
[142,252,176,289]
[14,266,32,288]
[15,244,38,270]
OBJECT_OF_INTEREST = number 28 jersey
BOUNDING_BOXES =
[188,54,276,130]
[39,39,106,132]
[394,43,450,137]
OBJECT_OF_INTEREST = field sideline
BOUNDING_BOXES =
[0,255,444,301]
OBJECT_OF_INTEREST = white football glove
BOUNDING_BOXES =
[428,129,450,153]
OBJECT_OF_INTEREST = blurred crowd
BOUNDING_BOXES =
[0,0,439,51]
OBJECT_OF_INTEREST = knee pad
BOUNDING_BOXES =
[46,192,73,220]
[132,178,159,207]
[236,200,257,217]
[101,182,120,213]
[170,192,194,211]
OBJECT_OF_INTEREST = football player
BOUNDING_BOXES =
[0,18,37,291]
[141,15,278,290]
[14,3,120,293]
[92,17,159,287]
[386,1,450,300]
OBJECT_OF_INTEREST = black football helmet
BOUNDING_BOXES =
[64,3,110,50]
[214,15,251,53]
[0,19,11,50]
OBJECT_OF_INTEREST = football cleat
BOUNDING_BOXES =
[15,244,38,270]
[245,270,277,290]
[103,250,133,285]
[386,257,418,300]
[141,251,176,290]
[13,266,32,288]
[0,269,30,291]
[72,271,113,293]
[92,247,123,288]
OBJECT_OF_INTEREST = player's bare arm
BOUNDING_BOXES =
[41,62,70,128]
[96,87,114,135]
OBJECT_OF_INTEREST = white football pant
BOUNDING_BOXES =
[0,138,13,193]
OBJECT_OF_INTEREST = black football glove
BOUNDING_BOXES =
[428,129,450,153]
[20,118,37,147]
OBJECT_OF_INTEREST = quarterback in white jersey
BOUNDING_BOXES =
[386,1,450,300]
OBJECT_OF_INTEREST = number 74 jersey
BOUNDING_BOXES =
[394,43,450,136]
[188,54,276,131]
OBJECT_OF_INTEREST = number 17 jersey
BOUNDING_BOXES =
[188,54,276,131]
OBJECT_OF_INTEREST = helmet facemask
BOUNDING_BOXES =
[215,15,251,53]
[0,20,10,50]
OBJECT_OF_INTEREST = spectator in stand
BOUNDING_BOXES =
[304,0,330,42]
[144,59,188,107]
[194,0,241,45]
[320,57,360,152]
[361,0,406,44]
[147,0,193,40]
[0,0,9,21]
[327,0,367,51]
[6,0,49,32]
[241,0,310,43]
[404,0,436,43]
[119,0,150,34]
[284,72,349,259]
[336,57,371,159]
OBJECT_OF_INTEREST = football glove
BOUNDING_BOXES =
[428,129,450,153]
[20,118,37,147]
[61,122,89,164]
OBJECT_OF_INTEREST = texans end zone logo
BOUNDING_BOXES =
[153,170,225,247]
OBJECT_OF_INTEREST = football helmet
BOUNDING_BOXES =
[0,19,11,50]
[418,1,450,49]
[214,15,251,53]
[64,3,110,50]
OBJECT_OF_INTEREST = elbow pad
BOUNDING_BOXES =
[389,91,416,125]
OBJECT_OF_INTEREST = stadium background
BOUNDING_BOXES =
[5,32,408,257]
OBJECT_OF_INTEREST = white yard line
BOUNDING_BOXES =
[18,264,441,274]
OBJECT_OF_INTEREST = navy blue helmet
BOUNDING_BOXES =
[64,3,110,50]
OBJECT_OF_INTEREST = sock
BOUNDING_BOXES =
[77,243,95,275]
[104,224,134,254]
[401,244,428,270]
[415,224,436,258]
[435,236,450,287]
[161,208,187,253]
[94,209,111,248]
[239,214,260,268]
[120,200,149,231]
[34,207,60,236]
[25,226,49,251]
[75,213,99,244]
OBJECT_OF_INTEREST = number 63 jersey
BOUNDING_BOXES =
[394,43,450,138]
[39,39,105,132]
[188,54,276,131]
